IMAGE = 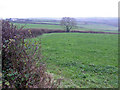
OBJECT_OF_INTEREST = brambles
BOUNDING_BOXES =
[2,21,61,88]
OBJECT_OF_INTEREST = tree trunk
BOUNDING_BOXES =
[66,26,70,32]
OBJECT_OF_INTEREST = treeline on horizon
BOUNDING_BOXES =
[5,17,118,27]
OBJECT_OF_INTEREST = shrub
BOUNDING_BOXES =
[2,21,62,88]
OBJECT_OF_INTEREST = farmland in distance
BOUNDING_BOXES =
[9,17,118,88]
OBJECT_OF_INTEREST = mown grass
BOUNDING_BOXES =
[26,33,118,88]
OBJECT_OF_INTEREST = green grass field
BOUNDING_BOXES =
[77,23,118,32]
[14,23,62,30]
[26,33,118,88]
[14,22,118,33]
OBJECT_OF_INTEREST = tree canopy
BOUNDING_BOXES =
[60,17,77,32]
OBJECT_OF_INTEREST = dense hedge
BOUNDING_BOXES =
[2,21,61,88]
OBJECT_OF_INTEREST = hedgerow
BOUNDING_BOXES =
[2,21,61,88]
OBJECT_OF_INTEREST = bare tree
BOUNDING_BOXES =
[60,17,77,32]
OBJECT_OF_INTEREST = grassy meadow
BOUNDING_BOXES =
[77,23,118,32]
[26,33,118,88]
[9,18,118,88]
[14,23,62,30]
[14,22,118,33]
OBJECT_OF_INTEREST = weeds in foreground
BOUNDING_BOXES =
[2,21,62,88]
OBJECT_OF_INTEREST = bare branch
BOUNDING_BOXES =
[60,17,77,32]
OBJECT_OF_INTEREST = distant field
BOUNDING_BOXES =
[26,33,118,88]
[77,23,118,32]
[14,23,62,30]
[14,22,118,33]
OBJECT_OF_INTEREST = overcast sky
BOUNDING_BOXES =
[0,0,119,18]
